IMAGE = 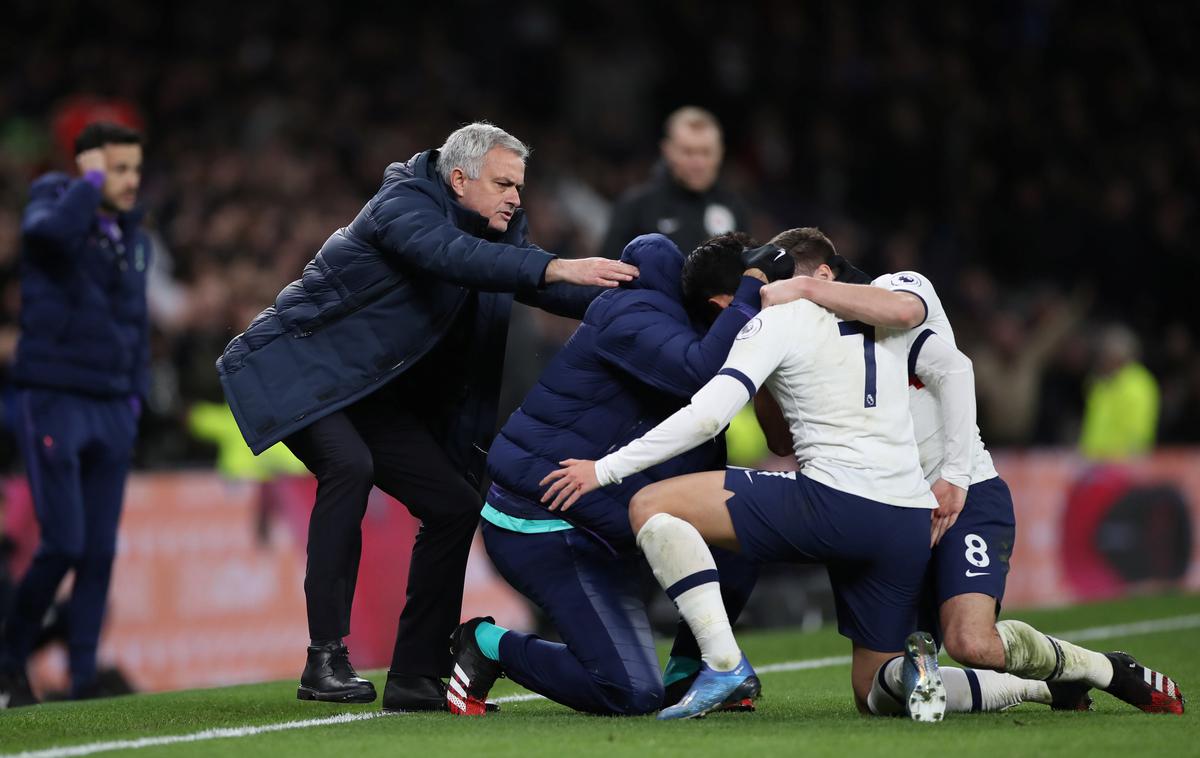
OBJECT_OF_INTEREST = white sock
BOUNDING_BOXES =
[636,513,740,671]
[875,658,1052,714]
[867,657,906,715]
[996,620,1113,688]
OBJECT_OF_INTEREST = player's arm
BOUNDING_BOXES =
[21,173,104,254]
[911,330,975,544]
[753,388,793,457]
[761,277,925,329]
[594,275,763,398]
[541,310,790,510]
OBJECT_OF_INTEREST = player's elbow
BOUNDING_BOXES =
[892,297,926,329]
[766,435,793,457]
[697,415,724,439]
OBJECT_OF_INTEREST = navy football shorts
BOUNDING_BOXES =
[723,468,932,653]
[929,475,1016,609]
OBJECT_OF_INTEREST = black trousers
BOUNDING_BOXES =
[283,385,482,677]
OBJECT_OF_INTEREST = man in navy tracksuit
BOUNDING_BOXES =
[442,232,798,715]
[0,122,149,706]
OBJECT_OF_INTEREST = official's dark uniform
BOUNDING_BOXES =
[1,172,149,697]
[600,163,750,260]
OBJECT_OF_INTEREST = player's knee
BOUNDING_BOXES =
[605,679,664,716]
[942,627,992,669]
[629,484,668,532]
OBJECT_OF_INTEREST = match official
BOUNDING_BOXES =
[601,106,750,260]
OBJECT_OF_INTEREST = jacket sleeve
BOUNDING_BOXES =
[599,193,641,260]
[593,276,762,399]
[21,175,101,254]
[370,184,555,292]
[516,282,605,319]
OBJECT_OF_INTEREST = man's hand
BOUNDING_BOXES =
[545,258,638,288]
[76,148,106,175]
[760,277,812,308]
[929,478,967,547]
[740,244,794,283]
[539,459,600,511]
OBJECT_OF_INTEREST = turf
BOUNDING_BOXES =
[1,593,1196,757]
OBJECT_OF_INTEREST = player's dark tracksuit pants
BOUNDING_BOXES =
[282,382,481,678]
[1,388,137,695]
[483,521,757,715]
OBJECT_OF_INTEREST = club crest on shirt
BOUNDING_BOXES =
[737,317,762,340]
[890,272,922,287]
[704,204,735,236]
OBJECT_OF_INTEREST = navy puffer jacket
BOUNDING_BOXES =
[487,233,763,551]
[218,150,596,486]
[15,173,150,399]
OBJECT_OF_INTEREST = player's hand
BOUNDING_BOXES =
[740,244,794,283]
[929,478,967,547]
[545,258,638,288]
[760,277,812,308]
[539,459,599,511]
[76,148,106,175]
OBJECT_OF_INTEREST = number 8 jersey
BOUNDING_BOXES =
[870,271,998,487]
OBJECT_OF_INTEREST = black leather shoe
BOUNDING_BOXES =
[0,667,39,709]
[382,673,448,712]
[382,673,502,713]
[297,641,376,703]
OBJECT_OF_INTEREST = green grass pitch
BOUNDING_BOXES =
[1,593,1196,757]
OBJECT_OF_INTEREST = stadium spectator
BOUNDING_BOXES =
[1080,325,1160,460]
[600,107,750,261]
[972,294,1088,447]
[217,122,637,710]
[0,122,149,706]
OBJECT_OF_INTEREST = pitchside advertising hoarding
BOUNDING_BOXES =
[3,450,1198,694]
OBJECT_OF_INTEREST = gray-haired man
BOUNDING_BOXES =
[218,123,636,711]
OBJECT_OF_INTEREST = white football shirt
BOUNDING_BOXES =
[595,298,935,510]
[871,271,998,486]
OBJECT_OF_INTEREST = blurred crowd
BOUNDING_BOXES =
[0,0,1197,470]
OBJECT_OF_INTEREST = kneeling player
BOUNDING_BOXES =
[544,230,943,719]
[760,242,1184,716]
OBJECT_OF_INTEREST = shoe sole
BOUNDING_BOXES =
[905,632,946,723]
[297,686,377,704]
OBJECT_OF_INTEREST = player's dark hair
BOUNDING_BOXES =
[681,231,758,320]
[74,122,143,156]
[769,227,836,276]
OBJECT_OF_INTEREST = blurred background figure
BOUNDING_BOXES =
[1080,325,1160,461]
[601,106,750,260]
[0,122,149,706]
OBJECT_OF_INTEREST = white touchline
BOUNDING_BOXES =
[6,612,1199,758]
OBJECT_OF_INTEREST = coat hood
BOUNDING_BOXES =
[617,233,685,303]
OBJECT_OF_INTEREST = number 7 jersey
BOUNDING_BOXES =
[725,298,935,510]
